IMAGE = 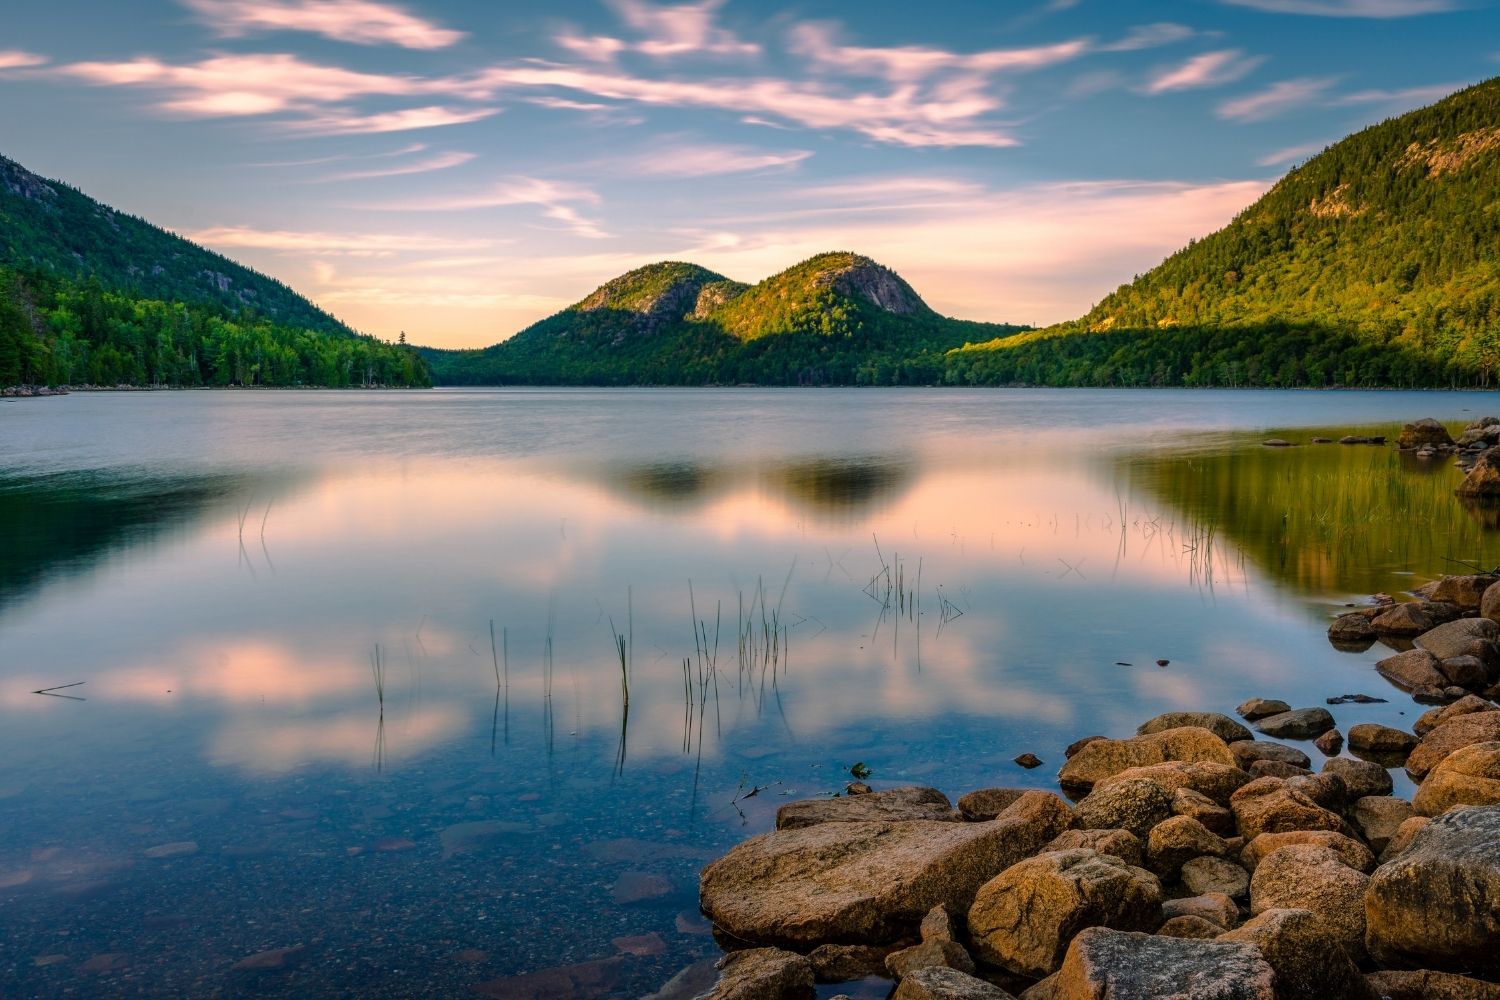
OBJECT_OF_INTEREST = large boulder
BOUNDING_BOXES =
[1418,617,1500,658]
[1073,779,1173,841]
[1255,708,1335,740]
[1181,856,1250,900]
[1241,830,1376,874]
[1373,602,1464,637]
[1429,576,1497,612]
[1456,447,1500,497]
[1348,722,1418,757]
[1413,741,1500,816]
[1407,712,1500,779]
[1229,776,1354,841]
[957,789,1028,822]
[967,849,1162,979]
[1349,796,1415,854]
[1366,805,1500,976]
[893,967,1019,1000]
[1048,927,1274,1000]
[1322,757,1394,800]
[777,787,955,830]
[1220,908,1377,1000]
[1249,845,1371,962]
[1094,761,1251,806]
[886,939,976,980]
[1229,741,1310,771]
[1172,787,1235,835]
[1137,713,1253,745]
[1398,418,1455,450]
[1416,695,1497,736]
[1376,648,1450,691]
[699,790,1072,947]
[1162,893,1240,931]
[1145,816,1230,880]
[702,948,814,1000]
[1058,728,1234,791]
[1365,969,1500,1000]
[1043,829,1143,868]
[1484,579,1500,621]
[1236,698,1290,721]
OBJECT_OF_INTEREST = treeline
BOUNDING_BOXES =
[0,267,429,388]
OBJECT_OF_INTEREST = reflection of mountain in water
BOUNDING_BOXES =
[596,454,915,523]
[1125,439,1500,597]
[0,471,263,612]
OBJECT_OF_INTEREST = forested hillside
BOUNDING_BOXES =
[0,155,428,388]
[947,76,1500,388]
[424,253,1026,386]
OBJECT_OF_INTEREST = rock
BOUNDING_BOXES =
[1429,576,1496,611]
[922,905,958,943]
[1350,796,1415,854]
[643,958,721,1000]
[699,790,1071,947]
[1373,602,1464,637]
[1322,757,1394,800]
[231,946,305,972]
[1365,969,1500,1000]
[1145,816,1230,880]
[1416,694,1496,736]
[1286,772,1348,811]
[1366,805,1500,976]
[1456,447,1500,497]
[1249,845,1370,962]
[1314,729,1344,756]
[1236,698,1291,721]
[1073,778,1174,841]
[1156,915,1221,938]
[846,782,873,795]
[1241,830,1376,873]
[1484,580,1500,621]
[1340,435,1372,445]
[1380,817,1431,862]
[610,871,672,904]
[1407,711,1500,779]
[1255,708,1335,739]
[1229,776,1354,841]
[438,820,532,859]
[1377,648,1450,692]
[703,948,814,1000]
[886,940,976,980]
[1094,761,1251,806]
[1137,713,1253,745]
[777,787,956,830]
[1229,740,1311,771]
[1262,438,1292,447]
[1162,893,1239,930]
[1181,856,1249,899]
[1064,736,1105,758]
[1220,909,1377,1000]
[143,841,198,859]
[1419,617,1500,657]
[1014,754,1043,769]
[1413,741,1500,816]
[967,850,1163,979]
[612,932,667,956]
[1043,829,1143,868]
[1048,927,1274,1000]
[1057,727,1235,791]
[808,944,892,982]
[957,789,1028,822]
[1247,760,1310,780]
[1347,723,1418,756]
[1329,614,1377,643]
[79,954,132,974]
[893,967,1019,1000]
[1442,655,1494,690]
[1398,418,1455,450]
[1171,787,1235,836]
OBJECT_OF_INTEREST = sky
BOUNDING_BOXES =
[0,0,1496,347]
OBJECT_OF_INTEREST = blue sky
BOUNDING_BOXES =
[1,0,1496,346]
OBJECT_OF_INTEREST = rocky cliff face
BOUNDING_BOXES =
[818,256,926,316]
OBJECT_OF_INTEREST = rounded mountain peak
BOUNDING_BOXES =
[784,252,930,316]
[575,262,731,319]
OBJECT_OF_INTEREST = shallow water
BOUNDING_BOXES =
[1,388,1496,998]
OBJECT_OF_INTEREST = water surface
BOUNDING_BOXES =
[1,388,1496,999]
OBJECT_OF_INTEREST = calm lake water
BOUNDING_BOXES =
[2,387,1498,999]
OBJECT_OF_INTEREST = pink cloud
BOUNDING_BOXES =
[179,0,465,49]
[317,149,476,181]
[1217,77,1338,121]
[0,50,48,70]
[788,22,1089,83]
[605,0,759,58]
[290,105,500,134]
[1147,50,1264,93]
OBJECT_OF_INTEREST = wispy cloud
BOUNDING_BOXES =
[612,142,811,178]
[788,22,1089,83]
[557,0,758,62]
[369,176,610,238]
[1147,50,1263,93]
[249,142,428,168]
[290,105,499,134]
[1102,23,1199,52]
[317,149,475,181]
[1334,81,1465,111]
[1218,0,1458,15]
[179,0,465,49]
[1217,77,1338,120]
[0,50,48,70]
[186,225,496,255]
[1256,140,1328,165]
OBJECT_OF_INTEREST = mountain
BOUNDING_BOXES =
[423,252,1025,386]
[947,76,1500,388]
[0,154,428,388]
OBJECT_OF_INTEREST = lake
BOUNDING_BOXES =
[1,387,1497,999]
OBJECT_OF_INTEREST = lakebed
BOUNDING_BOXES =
[1,388,1498,998]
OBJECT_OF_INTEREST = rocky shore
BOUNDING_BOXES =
[686,418,1500,1000]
